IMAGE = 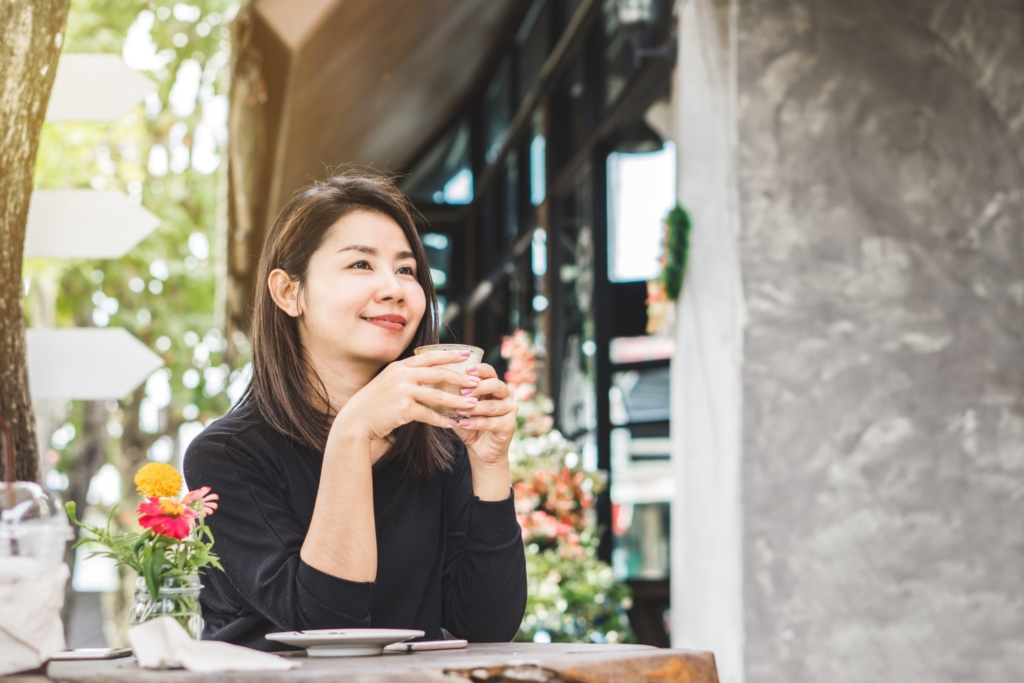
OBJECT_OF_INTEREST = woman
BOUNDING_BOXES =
[183,172,526,650]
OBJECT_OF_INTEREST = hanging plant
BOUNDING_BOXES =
[661,204,690,302]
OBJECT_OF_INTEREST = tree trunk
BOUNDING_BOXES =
[0,0,71,482]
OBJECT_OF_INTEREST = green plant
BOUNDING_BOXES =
[661,204,691,301]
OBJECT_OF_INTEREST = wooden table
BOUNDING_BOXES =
[10,643,719,683]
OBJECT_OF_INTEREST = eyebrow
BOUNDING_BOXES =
[339,245,416,260]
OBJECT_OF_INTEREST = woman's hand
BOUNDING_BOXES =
[308,353,476,585]
[333,349,482,445]
[450,362,518,465]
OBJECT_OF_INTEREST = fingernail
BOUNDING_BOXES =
[460,387,474,395]
[468,376,481,384]
[466,365,478,373]
[464,397,478,405]
[447,417,458,426]
[459,350,472,357]
[460,419,471,427]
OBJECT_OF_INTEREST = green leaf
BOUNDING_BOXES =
[142,542,163,600]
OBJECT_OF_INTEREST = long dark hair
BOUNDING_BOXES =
[239,171,457,478]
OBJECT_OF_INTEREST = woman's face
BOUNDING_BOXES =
[293,210,426,368]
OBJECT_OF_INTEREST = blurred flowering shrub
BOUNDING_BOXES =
[503,330,633,644]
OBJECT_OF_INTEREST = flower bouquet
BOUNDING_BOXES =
[65,463,222,639]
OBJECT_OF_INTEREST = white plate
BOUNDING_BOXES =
[265,629,425,657]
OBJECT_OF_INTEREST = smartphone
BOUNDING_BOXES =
[384,639,468,652]
[50,648,133,661]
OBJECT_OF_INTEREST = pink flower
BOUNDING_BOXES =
[137,497,197,540]
[182,486,220,518]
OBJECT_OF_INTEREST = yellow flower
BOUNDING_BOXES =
[134,463,183,498]
[158,499,186,516]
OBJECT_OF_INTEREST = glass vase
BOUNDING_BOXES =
[129,575,204,639]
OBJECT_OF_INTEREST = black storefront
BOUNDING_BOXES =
[399,0,677,646]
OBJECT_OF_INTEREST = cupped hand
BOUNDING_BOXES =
[450,362,518,465]
[333,349,482,444]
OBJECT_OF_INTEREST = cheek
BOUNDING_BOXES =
[303,272,367,320]
[406,283,427,321]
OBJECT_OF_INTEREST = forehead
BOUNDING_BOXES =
[323,209,414,254]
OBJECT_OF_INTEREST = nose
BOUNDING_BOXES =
[375,269,405,303]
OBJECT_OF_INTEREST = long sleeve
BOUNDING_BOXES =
[183,432,373,632]
[440,445,527,641]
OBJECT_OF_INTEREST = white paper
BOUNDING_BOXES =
[128,617,299,672]
[0,563,69,675]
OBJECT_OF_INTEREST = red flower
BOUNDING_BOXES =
[137,497,197,540]
[182,486,219,518]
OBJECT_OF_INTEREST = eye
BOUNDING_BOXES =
[398,265,416,275]
[349,261,371,270]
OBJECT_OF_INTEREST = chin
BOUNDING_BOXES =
[357,339,409,364]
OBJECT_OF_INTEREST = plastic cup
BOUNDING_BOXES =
[413,344,484,417]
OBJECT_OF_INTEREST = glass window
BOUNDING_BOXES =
[551,51,591,170]
[611,501,670,580]
[606,140,676,282]
[602,0,635,107]
[610,381,671,581]
[421,232,452,291]
[556,0,585,33]
[478,182,501,273]
[517,0,552,102]
[508,257,523,333]
[437,294,448,325]
[610,366,670,424]
[443,169,473,204]
[609,335,674,363]
[532,227,548,279]
[531,227,549,318]
[557,167,597,439]
[400,119,473,205]
[505,151,519,242]
[484,57,515,165]
[529,109,546,206]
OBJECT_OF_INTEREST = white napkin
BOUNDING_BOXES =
[0,561,69,675]
[128,617,299,672]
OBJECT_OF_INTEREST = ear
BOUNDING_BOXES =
[268,268,302,317]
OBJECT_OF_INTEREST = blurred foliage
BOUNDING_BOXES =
[26,0,246,518]
[661,204,689,302]
[502,331,633,644]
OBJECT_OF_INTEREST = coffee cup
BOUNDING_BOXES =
[413,344,484,417]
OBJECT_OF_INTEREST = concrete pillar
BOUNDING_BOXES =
[671,1,1024,681]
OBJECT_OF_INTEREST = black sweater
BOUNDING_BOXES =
[182,406,527,651]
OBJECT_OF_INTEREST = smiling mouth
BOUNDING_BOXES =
[362,317,406,329]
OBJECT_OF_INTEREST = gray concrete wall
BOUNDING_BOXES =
[736,1,1024,681]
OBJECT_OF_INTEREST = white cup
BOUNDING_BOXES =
[413,344,485,417]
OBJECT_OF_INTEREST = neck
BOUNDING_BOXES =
[303,343,381,414]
